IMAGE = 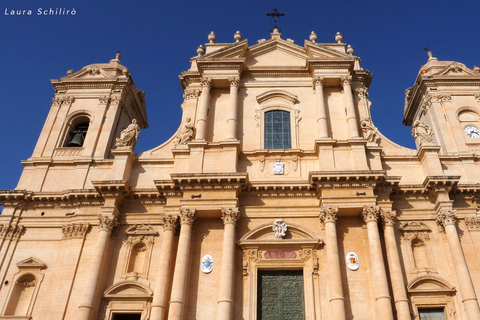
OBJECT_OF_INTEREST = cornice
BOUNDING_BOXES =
[155,172,248,194]
[309,170,386,187]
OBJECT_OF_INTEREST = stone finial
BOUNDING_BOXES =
[196,45,205,56]
[427,51,433,58]
[309,31,318,43]
[208,31,216,43]
[115,52,121,60]
[473,65,480,73]
[122,68,129,76]
[334,32,344,43]
[66,69,74,75]
[234,31,243,42]
[347,45,355,55]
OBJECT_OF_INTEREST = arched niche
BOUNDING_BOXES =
[103,281,153,320]
[238,221,323,320]
[407,275,457,320]
[122,225,157,279]
[2,257,46,318]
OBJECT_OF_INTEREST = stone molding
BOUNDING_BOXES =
[319,206,338,226]
[362,206,380,223]
[221,207,240,226]
[179,208,196,226]
[62,223,89,239]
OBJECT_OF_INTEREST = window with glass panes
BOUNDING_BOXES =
[264,111,291,149]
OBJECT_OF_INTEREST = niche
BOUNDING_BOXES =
[122,225,157,279]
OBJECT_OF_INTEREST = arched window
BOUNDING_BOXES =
[63,116,90,147]
[264,110,291,149]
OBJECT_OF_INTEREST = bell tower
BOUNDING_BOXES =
[17,54,147,191]
[403,52,480,155]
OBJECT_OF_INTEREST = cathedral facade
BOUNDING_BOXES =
[1,28,480,320]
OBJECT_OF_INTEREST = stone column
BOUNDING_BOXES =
[78,216,117,320]
[226,77,240,140]
[196,78,213,141]
[216,208,240,320]
[342,76,360,138]
[362,206,394,320]
[380,211,411,320]
[437,210,480,320]
[151,215,179,320]
[313,77,329,139]
[168,209,196,320]
[319,207,346,320]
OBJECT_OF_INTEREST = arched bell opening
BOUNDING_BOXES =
[63,115,90,147]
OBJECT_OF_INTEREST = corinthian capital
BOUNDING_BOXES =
[319,207,338,225]
[201,77,213,88]
[98,215,118,232]
[341,76,352,87]
[362,206,380,224]
[162,214,179,231]
[312,76,324,88]
[436,210,457,228]
[221,207,240,225]
[228,77,240,88]
[179,208,196,226]
[380,210,396,228]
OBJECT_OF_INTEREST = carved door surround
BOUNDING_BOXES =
[102,280,153,320]
[239,221,323,320]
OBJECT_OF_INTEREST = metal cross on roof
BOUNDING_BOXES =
[267,8,285,32]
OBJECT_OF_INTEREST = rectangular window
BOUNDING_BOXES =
[264,111,291,149]
[418,308,446,320]
[112,313,142,320]
[257,270,304,320]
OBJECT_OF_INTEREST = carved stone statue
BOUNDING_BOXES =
[361,117,377,143]
[412,120,434,145]
[176,117,195,145]
[116,119,140,147]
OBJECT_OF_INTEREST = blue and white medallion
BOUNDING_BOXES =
[201,254,214,273]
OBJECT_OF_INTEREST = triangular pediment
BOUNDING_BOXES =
[125,224,158,236]
[434,62,477,76]
[203,40,248,58]
[16,257,46,270]
[304,41,352,59]
[62,64,117,80]
[400,221,431,233]
[246,39,309,67]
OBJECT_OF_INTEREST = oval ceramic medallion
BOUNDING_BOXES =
[346,252,359,270]
[201,254,214,273]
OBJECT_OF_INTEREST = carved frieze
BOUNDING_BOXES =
[465,217,480,231]
[62,223,89,239]
[435,94,451,102]
[183,89,200,100]
[0,225,25,240]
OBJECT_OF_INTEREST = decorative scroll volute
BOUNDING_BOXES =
[312,76,324,89]
[201,77,213,88]
[179,209,196,226]
[362,206,380,223]
[319,207,338,226]
[221,207,240,226]
[228,77,240,88]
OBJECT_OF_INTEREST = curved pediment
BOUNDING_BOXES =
[407,275,455,294]
[104,280,153,299]
[239,221,321,245]
[256,90,298,105]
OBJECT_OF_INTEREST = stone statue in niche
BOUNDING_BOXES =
[360,117,377,143]
[412,120,434,145]
[176,117,195,146]
[116,119,140,147]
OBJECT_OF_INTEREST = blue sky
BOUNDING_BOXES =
[1,0,480,190]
